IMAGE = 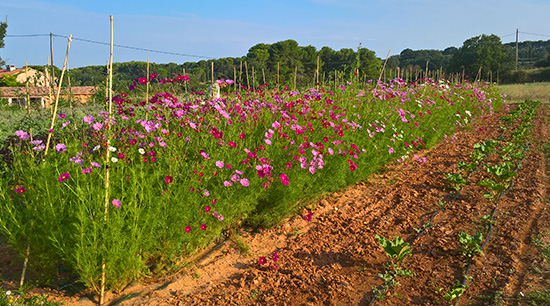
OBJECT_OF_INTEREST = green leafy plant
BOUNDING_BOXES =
[444,173,466,191]
[375,235,411,263]
[458,231,484,258]
[444,282,466,302]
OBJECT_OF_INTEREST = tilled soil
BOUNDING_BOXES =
[2,102,550,306]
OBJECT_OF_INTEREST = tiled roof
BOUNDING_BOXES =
[0,86,97,97]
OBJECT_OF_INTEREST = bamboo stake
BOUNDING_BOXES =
[252,66,255,91]
[376,50,391,90]
[211,61,214,83]
[44,59,53,109]
[245,61,249,89]
[233,67,237,90]
[294,66,297,90]
[239,61,243,90]
[67,62,73,109]
[100,15,114,306]
[19,246,30,288]
[277,62,280,85]
[50,32,55,87]
[25,61,30,113]
[316,56,320,89]
[262,68,266,86]
[44,34,72,156]
[145,59,149,121]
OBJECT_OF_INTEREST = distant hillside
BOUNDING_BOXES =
[25,37,550,93]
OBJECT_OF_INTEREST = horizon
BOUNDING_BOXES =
[1,0,550,69]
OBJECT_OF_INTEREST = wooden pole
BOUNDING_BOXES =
[376,49,391,89]
[44,34,72,156]
[252,66,255,91]
[45,58,53,109]
[294,66,298,90]
[239,61,243,89]
[25,61,30,113]
[211,61,214,83]
[316,55,320,89]
[50,32,55,86]
[233,67,237,90]
[245,61,249,89]
[277,62,280,85]
[100,15,114,306]
[67,62,74,109]
[262,68,266,86]
[145,59,149,121]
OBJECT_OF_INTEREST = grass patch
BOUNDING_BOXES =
[499,82,550,103]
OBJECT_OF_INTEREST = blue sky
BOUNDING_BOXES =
[1,0,549,68]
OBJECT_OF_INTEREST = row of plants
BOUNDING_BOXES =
[367,99,538,305]
[444,99,539,304]
[0,75,502,297]
[368,113,504,304]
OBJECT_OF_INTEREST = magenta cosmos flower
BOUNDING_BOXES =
[165,175,173,184]
[279,173,289,186]
[58,172,70,182]
[185,226,192,233]
[258,256,267,265]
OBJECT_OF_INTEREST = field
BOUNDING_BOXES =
[1,79,549,305]
[499,82,550,103]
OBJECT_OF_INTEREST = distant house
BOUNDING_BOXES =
[0,65,97,107]
[0,65,50,87]
[0,86,98,108]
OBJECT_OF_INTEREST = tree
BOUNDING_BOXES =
[448,34,514,77]
[0,20,7,66]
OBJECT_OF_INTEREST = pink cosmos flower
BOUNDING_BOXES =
[55,143,67,152]
[279,173,289,186]
[112,199,121,208]
[216,161,224,168]
[205,206,211,212]
[185,226,192,233]
[240,178,249,186]
[83,115,94,124]
[200,223,207,230]
[15,130,30,140]
[223,181,232,187]
[92,122,103,131]
[165,176,173,184]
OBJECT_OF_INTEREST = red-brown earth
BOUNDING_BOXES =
[2,102,549,306]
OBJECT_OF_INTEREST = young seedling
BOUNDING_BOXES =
[444,173,466,191]
[444,282,467,302]
[458,231,484,258]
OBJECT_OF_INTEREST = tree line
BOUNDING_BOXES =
[3,31,550,92]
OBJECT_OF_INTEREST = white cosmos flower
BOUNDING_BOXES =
[108,146,117,152]
[111,157,118,163]
[138,148,145,155]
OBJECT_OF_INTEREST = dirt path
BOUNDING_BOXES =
[4,102,550,305]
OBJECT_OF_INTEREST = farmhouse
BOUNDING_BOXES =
[0,65,97,107]
[0,86,98,108]
[0,65,50,86]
